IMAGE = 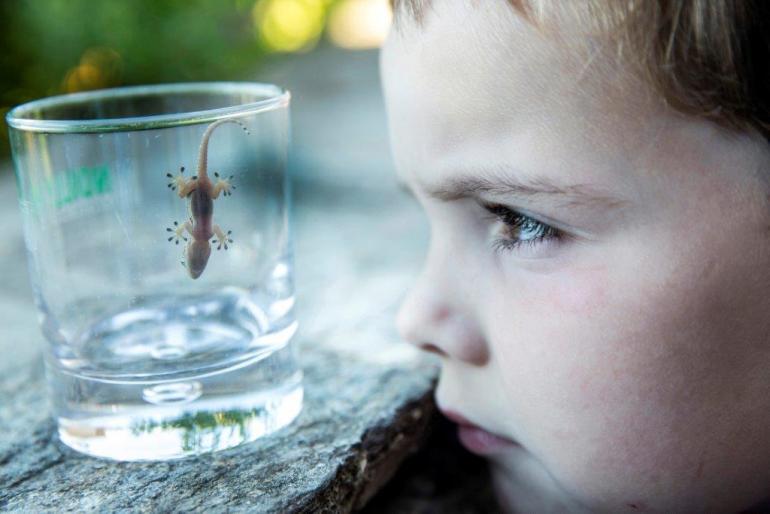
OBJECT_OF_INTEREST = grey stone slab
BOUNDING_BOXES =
[0,349,438,513]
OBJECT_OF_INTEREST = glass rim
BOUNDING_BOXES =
[5,81,290,134]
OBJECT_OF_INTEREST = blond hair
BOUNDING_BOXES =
[390,0,770,141]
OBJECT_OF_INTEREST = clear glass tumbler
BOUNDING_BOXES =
[6,82,302,461]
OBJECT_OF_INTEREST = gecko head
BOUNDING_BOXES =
[186,240,211,279]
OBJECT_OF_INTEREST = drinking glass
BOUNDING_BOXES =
[6,82,302,461]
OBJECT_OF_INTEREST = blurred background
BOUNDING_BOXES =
[0,0,397,190]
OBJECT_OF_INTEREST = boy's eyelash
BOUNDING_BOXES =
[480,202,562,253]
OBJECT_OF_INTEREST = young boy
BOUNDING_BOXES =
[380,1,770,512]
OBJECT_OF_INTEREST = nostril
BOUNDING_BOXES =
[418,342,447,357]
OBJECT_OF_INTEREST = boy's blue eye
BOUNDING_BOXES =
[481,202,561,253]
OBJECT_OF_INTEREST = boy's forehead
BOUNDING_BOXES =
[381,1,658,171]
[384,3,567,123]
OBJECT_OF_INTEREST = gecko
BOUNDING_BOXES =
[165,118,249,279]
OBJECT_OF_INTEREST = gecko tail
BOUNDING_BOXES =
[229,118,251,136]
[212,118,251,136]
[197,118,251,178]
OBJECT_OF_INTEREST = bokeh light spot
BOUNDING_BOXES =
[328,0,392,50]
[62,47,122,93]
[252,0,326,52]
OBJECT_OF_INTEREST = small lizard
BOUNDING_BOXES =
[165,118,249,279]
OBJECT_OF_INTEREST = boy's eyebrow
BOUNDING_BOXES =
[401,168,630,212]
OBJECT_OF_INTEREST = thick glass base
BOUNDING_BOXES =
[56,367,303,461]
[47,289,303,461]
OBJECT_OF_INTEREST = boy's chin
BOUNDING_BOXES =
[490,456,682,514]
[489,455,592,514]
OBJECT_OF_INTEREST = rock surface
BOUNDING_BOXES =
[0,349,438,513]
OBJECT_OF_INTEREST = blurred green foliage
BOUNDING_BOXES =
[0,0,341,158]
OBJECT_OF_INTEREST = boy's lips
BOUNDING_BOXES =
[440,408,520,456]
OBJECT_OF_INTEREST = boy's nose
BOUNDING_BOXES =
[396,263,489,366]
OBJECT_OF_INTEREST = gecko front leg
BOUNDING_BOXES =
[212,224,233,250]
[166,219,193,245]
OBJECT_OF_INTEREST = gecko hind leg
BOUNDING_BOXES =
[166,166,198,197]
[166,166,186,191]
[212,172,235,198]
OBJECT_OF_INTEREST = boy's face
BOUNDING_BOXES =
[381,2,770,513]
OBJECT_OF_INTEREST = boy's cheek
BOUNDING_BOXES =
[526,264,610,318]
[487,251,765,510]
[486,266,642,446]
[490,247,705,395]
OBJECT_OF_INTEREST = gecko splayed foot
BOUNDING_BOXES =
[165,118,250,279]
